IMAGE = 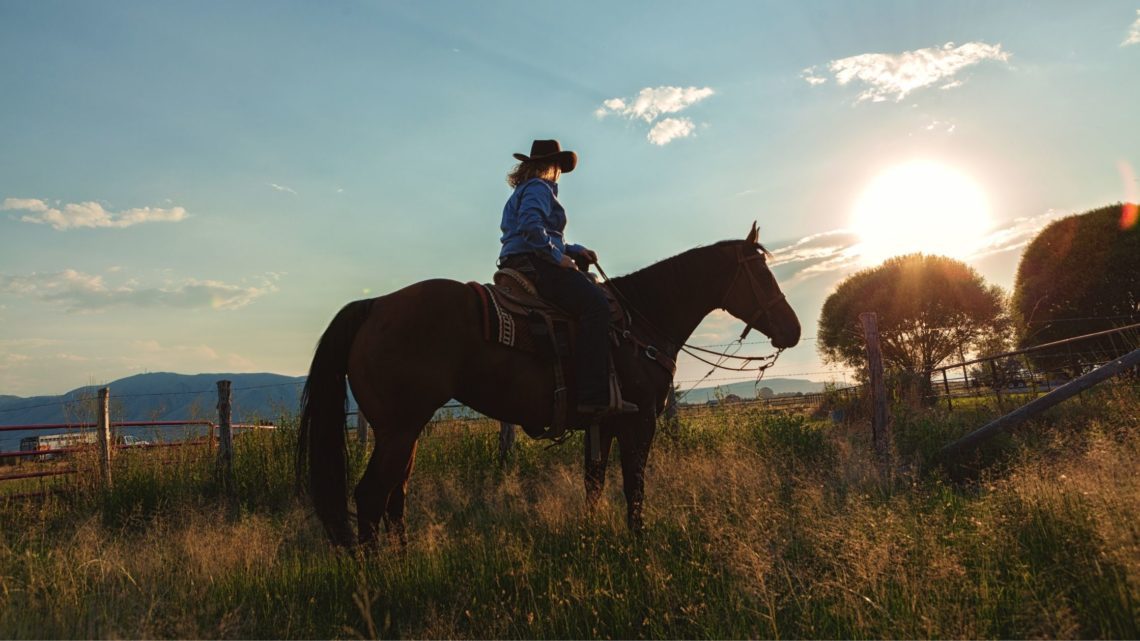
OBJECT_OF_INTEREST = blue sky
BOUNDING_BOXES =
[1,1,1138,396]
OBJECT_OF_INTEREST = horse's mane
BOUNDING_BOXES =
[608,239,765,337]
[611,239,767,288]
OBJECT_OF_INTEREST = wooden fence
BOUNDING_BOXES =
[0,380,273,497]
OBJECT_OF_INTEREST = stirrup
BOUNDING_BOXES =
[536,424,572,447]
[577,367,639,417]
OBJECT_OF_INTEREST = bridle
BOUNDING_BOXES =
[721,243,788,342]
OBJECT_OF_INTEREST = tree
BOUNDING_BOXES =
[818,254,1006,394]
[1013,204,1140,372]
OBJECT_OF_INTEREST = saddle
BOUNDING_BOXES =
[467,268,629,438]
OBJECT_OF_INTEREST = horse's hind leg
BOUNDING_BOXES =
[354,426,420,548]
[383,438,419,546]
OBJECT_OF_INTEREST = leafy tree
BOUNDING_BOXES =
[1013,204,1140,372]
[818,254,1006,393]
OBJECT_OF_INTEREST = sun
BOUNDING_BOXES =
[852,160,992,265]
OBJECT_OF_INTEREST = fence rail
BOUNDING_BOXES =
[925,323,1139,410]
[0,381,274,498]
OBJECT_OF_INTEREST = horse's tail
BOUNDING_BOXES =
[296,298,373,546]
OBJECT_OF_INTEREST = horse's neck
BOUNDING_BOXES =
[611,245,732,352]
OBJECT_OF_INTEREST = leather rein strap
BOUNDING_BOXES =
[595,243,786,374]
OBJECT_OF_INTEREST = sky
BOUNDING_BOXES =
[1,1,1138,397]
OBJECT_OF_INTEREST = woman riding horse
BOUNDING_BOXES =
[497,139,637,417]
[298,191,801,547]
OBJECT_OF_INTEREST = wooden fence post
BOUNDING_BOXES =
[97,387,113,488]
[989,361,1003,406]
[216,380,234,490]
[357,410,369,445]
[859,312,891,477]
[1025,357,1040,397]
[942,369,953,411]
[959,345,969,389]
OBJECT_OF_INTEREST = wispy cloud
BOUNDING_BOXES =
[596,85,714,145]
[126,339,257,371]
[768,210,1065,287]
[1124,10,1140,46]
[0,338,61,351]
[967,210,1068,259]
[0,269,279,312]
[0,338,258,395]
[3,198,187,231]
[925,119,957,134]
[802,41,1011,103]
[268,183,297,195]
[769,230,863,287]
[800,70,827,86]
[595,86,714,122]
[770,230,861,268]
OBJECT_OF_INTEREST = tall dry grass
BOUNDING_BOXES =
[0,388,1137,638]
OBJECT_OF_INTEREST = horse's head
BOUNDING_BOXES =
[718,222,801,349]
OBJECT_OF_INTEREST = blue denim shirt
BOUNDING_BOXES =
[499,178,587,264]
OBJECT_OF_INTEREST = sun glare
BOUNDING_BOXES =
[852,160,992,265]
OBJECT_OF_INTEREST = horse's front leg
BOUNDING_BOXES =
[617,415,656,533]
[584,425,615,510]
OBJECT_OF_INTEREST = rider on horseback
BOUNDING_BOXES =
[498,139,638,417]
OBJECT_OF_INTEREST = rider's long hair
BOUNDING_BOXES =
[507,160,560,188]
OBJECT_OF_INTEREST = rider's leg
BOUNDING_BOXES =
[529,257,632,412]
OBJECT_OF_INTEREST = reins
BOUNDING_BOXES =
[593,242,786,381]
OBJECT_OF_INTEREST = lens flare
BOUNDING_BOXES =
[1119,160,1138,230]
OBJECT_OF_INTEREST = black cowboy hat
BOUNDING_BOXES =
[512,139,578,173]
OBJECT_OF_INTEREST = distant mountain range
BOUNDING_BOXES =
[0,372,307,426]
[0,371,827,448]
[675,378,826,404]
[0,373,307,451]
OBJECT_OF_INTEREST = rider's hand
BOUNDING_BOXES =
[580,248,599,265]
[558,254,578,270]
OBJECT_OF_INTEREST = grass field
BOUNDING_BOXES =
[1,387,1137,639]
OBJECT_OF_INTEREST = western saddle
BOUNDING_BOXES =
[466,267,629,439]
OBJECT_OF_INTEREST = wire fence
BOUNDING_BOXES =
[794,324,1140,418]
[4,321,1137,464]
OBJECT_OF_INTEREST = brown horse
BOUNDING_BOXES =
[297,223,800,546]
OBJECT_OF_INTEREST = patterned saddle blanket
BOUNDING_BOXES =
[467,268,625,353]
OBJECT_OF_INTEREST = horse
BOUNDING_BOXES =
[297,222,800,546]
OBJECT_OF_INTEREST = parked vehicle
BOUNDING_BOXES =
[117,435,151,447]
[19,431,97,461]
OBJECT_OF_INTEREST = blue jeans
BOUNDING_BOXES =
[500,253,610,405]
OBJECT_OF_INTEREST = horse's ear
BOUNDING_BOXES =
[745,220,759,245]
